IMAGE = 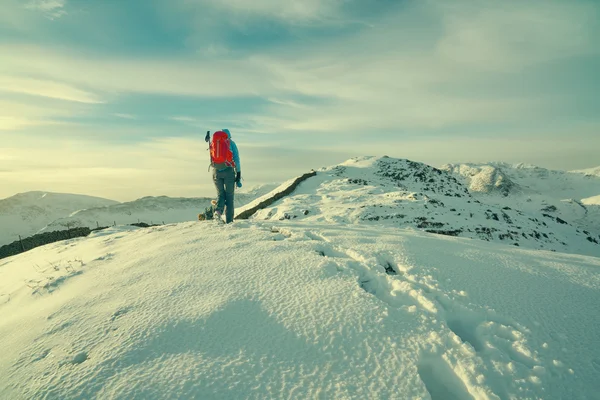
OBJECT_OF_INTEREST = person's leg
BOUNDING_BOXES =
[213,170,226,214]
[224,168,236,223]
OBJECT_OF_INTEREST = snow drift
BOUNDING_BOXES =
[1,220,599,399]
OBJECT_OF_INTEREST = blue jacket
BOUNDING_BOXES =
[222,129,241,172]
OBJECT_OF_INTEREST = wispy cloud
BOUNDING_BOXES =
[0,76,103,104]
[26,0,67,19]
[184,0,346,24]
[114,113,137,120]
[434,0,600,71]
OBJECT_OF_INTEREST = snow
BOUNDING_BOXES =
[239,157,600,257]
[441,161,600,248]
[1,220,599,399]
[39,189,275,234]
[1,157,599,399]
[1,186,275,247]
[0,191,118,247]
[571,166,600,177]
[582,195,600,206]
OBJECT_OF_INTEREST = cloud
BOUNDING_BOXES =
[2,0,598,133]
[114,113,137,120]
[181,0,346,24]
[434,0,600,71]
[26,0,67,19]
[0,97,88,130]
[0,76,103,103]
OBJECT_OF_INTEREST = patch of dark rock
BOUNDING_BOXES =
[130,222,161,228]
[426,229,462,237]
[502,212,513,224]
[502,206,512,210]
[428,199,444,207]
[475,227,496,239]
[348,178,369,185]
[498,233,516,240]
[587,237,599,244]
[541,205,557,212]
[417,220,445,229]
[485,211,499,221]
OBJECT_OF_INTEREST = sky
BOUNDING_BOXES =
[1,0,599,201]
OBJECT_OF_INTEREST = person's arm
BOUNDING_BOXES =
[231,141,241,179]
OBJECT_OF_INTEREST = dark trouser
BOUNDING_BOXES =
[213,166,235,223]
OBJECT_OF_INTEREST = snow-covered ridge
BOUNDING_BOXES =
[0,191,118,247]
[40,187,277,233]
[240,156,600,257]
[571,166,600,176]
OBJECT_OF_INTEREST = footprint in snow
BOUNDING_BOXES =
[417,352,475,400]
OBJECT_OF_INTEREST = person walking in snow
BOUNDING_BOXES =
[208,128,241,223]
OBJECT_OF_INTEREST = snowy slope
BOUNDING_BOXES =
[571,166,600,177]
[443,162,600,200]
[442,162,600,241]
[238,157,600,257]
[39,185,278,233]
[0,192,118,246]
[1,220,599,399]
[582,195,600,205]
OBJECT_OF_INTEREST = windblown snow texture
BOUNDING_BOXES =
[0,221,598,399]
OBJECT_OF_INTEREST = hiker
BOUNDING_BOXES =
[209,128,241,223]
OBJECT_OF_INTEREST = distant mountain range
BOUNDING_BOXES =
[571,166,600,176]
[0,192,118,247]
[0,185,277,247]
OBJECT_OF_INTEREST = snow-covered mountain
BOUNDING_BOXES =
[441,162,600,242]
[238,157,600,257]
[39,185,278,233]
[1,219,599,399]
[571,166,600,176]
[0,191,118,246]
[0,186,278,246]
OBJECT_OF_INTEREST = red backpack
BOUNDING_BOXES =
[210,131,234,166]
